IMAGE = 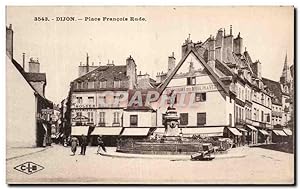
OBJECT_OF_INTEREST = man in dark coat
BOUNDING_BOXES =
[80,134,88,155]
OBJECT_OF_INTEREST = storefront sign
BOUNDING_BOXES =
[167,83,220,93]
[41,108,53,114]
[72,116,89,122]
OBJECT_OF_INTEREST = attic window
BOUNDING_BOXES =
[114,80,121,88]
[88,81,95,89]
[99,80,107,88]
[187,77,196,86]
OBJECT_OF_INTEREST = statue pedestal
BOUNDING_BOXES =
[163,107,180,141]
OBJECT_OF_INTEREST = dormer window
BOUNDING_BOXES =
[187,77,196,86]
[114,80,121,88]
[88,81,95,89]
[99,80,107,88]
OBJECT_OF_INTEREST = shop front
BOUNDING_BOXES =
[246,125,258,145]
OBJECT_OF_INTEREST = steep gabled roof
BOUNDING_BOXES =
[10,57,51,103]
[262,77,282,105]
[243,51,254,74]
[25,72,47,84]
[158,48,229,96]
[74,65,128,82]
[215,59,234,77]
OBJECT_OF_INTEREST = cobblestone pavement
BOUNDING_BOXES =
[6,144,294,184]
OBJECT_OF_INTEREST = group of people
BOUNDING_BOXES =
[70,135,106,156]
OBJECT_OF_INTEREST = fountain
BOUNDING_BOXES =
[116,105,210,155]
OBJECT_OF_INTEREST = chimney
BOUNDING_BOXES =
[126,55,137,89]
[207,36,215,71]
[86,53,89,73]
[252,61,262,80]
[22,53,25,71]
[167,52,176,76]
[28,57,40,73]
[233,32,243,55]
[222,25,234,62]
[215,28,224,62]
[181,34,194,58]
[6,24,13,59]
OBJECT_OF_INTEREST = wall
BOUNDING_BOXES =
[71,90,128,126]
[123,111,156,127]
[6,56,37,147]
[153,53,231,127]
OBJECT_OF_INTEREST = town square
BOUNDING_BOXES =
[5,6,294,184]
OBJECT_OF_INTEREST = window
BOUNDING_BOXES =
[261,110,264,122]
[88,97,94,105]
[113,112,120,124]
[235,106,238,122]
[162,114,166,125]
[195,93,206,102]
[242,90,244,100]
[130,115,138,127]
[77,97,83,104]
[83,81,88,89]
[266,114,270,122]
[180,113,188,125]
[187,77,196,85]
[87,112,94,123]
[238,107,241,122]
[76,112,82,117]
[99,96,106,106]
[113,96,121,106]
[88,81,95,89]
[77,82,81,89]
[197,113,206,125]
[229,113,232,127]
[99,80,107,88]
[114,80,121,88]
[241,109,244,121]
[99,112,105,124]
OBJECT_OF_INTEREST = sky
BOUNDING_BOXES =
[6,6,294,104]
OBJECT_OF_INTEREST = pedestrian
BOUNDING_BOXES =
[97,136,106,154]
[80,134,88,155]
[70,136,79,156]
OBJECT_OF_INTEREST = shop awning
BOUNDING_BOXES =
[181,127,224,137]
[92,127,122,136]
[153,128,165,134]
[273,130,287,136]
[121,128,150,136]
[237,128,247,133]
[246,125,258,131]
[71,126,89,136]
[228,127,242,136]
[259,129,269,136]
[283,128,292,136]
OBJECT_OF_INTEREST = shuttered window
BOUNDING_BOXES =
[197,112,206,125]
[180,113,188,125]
[130,115,138,127]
